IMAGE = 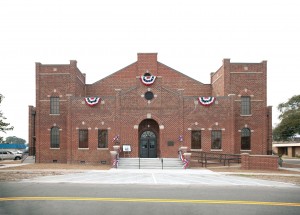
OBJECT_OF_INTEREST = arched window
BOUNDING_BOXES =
[241,128,251,150]
[50,127,60,148]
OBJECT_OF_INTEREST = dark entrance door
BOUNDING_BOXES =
[140,131,157,158]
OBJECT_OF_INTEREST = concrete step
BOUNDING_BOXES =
[118,158,183,169]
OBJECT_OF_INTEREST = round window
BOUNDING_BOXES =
[144,91,154,100]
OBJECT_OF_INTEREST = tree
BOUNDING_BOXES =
[0,94,14,141]
[273,95,300,141]
[5,136,26,144]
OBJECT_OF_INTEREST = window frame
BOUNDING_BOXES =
[50,126,60,148]
[241,96,251,115]
[241,128,251,150]
[191,130,201,149]
[50,97,60,114]
[98,129,108,148]
[79,129,89,148]
[211,130,222,150]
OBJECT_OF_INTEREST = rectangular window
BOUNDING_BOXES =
[50,127,60,148]
[98,129,108,148]
[50,97,60,114]
[211,130,222,149]
[241,96,251,115]
[79,129,88,148]
[191,130,201,149]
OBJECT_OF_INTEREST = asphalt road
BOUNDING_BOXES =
[1,183,300,215]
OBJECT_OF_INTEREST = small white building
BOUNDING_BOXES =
[272,142,300,157]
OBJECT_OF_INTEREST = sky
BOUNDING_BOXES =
[0,0,299,142]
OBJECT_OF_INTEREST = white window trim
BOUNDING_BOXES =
[97,148,109,150]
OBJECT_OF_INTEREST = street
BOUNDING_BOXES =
[1,183,300,215]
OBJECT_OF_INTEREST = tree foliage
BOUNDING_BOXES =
[273,95,300,141]
[5,136,26,144]
[0,94,14,140]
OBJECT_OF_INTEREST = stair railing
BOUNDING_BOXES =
[139,156,141,169]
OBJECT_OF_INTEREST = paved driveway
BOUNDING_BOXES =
[22,168,296,187]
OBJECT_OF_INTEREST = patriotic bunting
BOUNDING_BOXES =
[179,150,189,169]
[198,97,215,106]
[112,158,119,168]
[140,75,156,86]
[85,97,101,107]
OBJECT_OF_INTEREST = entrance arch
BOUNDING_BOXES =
[138,119,159,158]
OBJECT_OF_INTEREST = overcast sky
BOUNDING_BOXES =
[1,0,299,142]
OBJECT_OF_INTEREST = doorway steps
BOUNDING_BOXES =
[117,158,184,169]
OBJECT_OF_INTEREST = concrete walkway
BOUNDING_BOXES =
[20,168,298,187]
[0,155,34,169]
[1,157,299,187]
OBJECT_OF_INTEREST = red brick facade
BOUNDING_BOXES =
[29,53,272,164]
[241,153,278,170]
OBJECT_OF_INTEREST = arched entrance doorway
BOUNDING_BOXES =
[139,119,159,158]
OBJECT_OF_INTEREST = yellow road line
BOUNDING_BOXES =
[0,197,299,207]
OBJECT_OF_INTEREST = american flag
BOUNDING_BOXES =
[178,135,183,142]
[112,135,119,142]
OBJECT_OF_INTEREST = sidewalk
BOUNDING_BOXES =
[22,155,35,164]
[1,162,300,186]
[17,167,297,187]
[0,155,34,169]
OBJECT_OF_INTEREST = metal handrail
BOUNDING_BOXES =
[189,151,241,168]
[139,156,140,169]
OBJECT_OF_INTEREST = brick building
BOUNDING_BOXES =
[28,53,272,164]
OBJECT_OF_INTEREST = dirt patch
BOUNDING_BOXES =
[0,171,65,181]
[3,163,111,170]
[207,166,300,175]
[0,162,111,181]
[236,175,300,186]
[207,166,300,185]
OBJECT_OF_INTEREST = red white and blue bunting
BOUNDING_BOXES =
[179,151,189,169]
[85,97,101,107]
[198,97,215,106]
[140,75,156,86]
[112,158,119,168]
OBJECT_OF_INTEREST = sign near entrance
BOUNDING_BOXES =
[122,144,131,152]
[167,141,174,146]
